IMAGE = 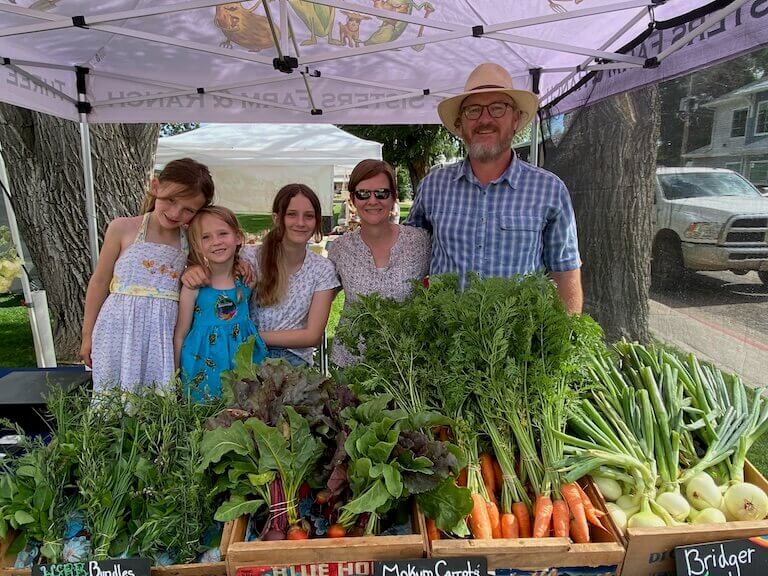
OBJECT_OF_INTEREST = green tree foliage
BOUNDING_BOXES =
[159,123,200,137]
[340,125,461,195]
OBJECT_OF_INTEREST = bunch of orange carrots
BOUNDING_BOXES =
[426,448,606,543]
[425,386,608,544]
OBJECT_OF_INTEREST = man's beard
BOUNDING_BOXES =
[465,127,515,162]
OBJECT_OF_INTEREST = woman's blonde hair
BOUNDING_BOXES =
[257,184,322,307]
[142,158,215,213]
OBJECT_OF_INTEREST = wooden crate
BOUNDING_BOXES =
[0,527,229,576]
[601,461,768,576]
[428,478,625,572]
[225,508,427,576]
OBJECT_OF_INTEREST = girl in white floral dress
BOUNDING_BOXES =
[81,158,214,393]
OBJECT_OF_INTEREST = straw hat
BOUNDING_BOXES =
[438,63,539,137]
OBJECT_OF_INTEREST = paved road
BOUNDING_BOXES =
[650,270,768,346]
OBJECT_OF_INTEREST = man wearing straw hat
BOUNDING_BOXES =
[405,62,582,313]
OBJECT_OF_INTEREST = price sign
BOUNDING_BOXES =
[675,535,768,576]
[31,558,151,576]
[374,557,487,576]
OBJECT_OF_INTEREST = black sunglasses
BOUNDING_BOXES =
[353,188,392,201]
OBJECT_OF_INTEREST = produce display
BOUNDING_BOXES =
[2,271,767,573]
[558,341,768,531]
[338,273,610,542]
[0,388,223,567]
[199,344,467,541]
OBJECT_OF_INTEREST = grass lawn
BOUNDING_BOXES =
[237,201,411,236]
[0,294,36,368]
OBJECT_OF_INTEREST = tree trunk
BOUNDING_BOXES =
[407,157,430,197]
[543,87,659,343]
[0,104,158,361]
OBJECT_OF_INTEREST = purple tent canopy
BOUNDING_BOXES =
[2,0,765,124]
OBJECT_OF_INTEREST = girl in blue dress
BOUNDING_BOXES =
[174,206,267,401]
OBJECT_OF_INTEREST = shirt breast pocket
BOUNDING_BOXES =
[498,215,544,256]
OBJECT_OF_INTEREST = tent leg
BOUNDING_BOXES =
[529,113,540,167]
[529,67,542,168]
[0,144,57,367]
[318,329,329,376]
[80,120,99,271]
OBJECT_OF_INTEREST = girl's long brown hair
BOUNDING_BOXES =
[142,157,215,213]
[257,184,322,307]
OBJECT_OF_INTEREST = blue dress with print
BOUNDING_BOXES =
[180,280,267,402]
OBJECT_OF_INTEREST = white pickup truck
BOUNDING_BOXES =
[653,167,768,289]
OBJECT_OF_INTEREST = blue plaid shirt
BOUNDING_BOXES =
[405,157,581,278]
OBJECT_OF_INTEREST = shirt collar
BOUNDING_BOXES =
[454,152,521,189]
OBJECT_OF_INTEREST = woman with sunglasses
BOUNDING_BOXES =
[327,159,431,367]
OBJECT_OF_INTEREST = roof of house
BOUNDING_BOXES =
[703,77,768,108]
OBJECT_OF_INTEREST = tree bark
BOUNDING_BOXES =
[543,87,659,343]
[407,157,429,195]
[0,104,158,361]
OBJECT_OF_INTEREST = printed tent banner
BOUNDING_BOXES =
[155,122,383,214]
[2,0,767,125]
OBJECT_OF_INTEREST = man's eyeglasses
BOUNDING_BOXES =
[353,188,392,201]
[460,102,516,120]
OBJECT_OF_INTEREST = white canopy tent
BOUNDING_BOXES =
[2,0,768,366]
[2,0,767,261]
[155,123,382,217]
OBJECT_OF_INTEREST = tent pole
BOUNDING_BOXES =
[77,67,99,270]
[0,144,57,367]
[80,122,98,270]
[529,68,542,167]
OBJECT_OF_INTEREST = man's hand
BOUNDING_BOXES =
[550,269,583,314]
[235,257,256,287]
[181,265,211,289]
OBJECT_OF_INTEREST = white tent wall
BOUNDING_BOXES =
[204,163,333,215]
[155,123,383,220]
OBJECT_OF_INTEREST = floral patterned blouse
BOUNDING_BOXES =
[327,225,431,367]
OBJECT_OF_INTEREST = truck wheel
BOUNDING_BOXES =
[759,271,768,287]
[652,237,685,291]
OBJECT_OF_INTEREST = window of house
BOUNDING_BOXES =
[725,161,742,173]
[731,108,748,137]
[750,160,768,184]
[757,102,768,135]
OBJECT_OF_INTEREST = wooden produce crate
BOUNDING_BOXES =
[0,526,230,576]
[225,508,427,576]
[428,478,625,573]
[603,461,768,576]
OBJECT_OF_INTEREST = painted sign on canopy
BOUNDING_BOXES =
[675,535,768,576]
[31,558,150,576]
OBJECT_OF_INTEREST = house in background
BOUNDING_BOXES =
[683,77,768,188]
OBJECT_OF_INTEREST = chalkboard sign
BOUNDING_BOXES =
[374,557,487,576]
[31,558,151,576]
[675,535,768,576]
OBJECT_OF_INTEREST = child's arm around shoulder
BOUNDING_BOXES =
[174,285,198,370]
[79,216,141,366]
